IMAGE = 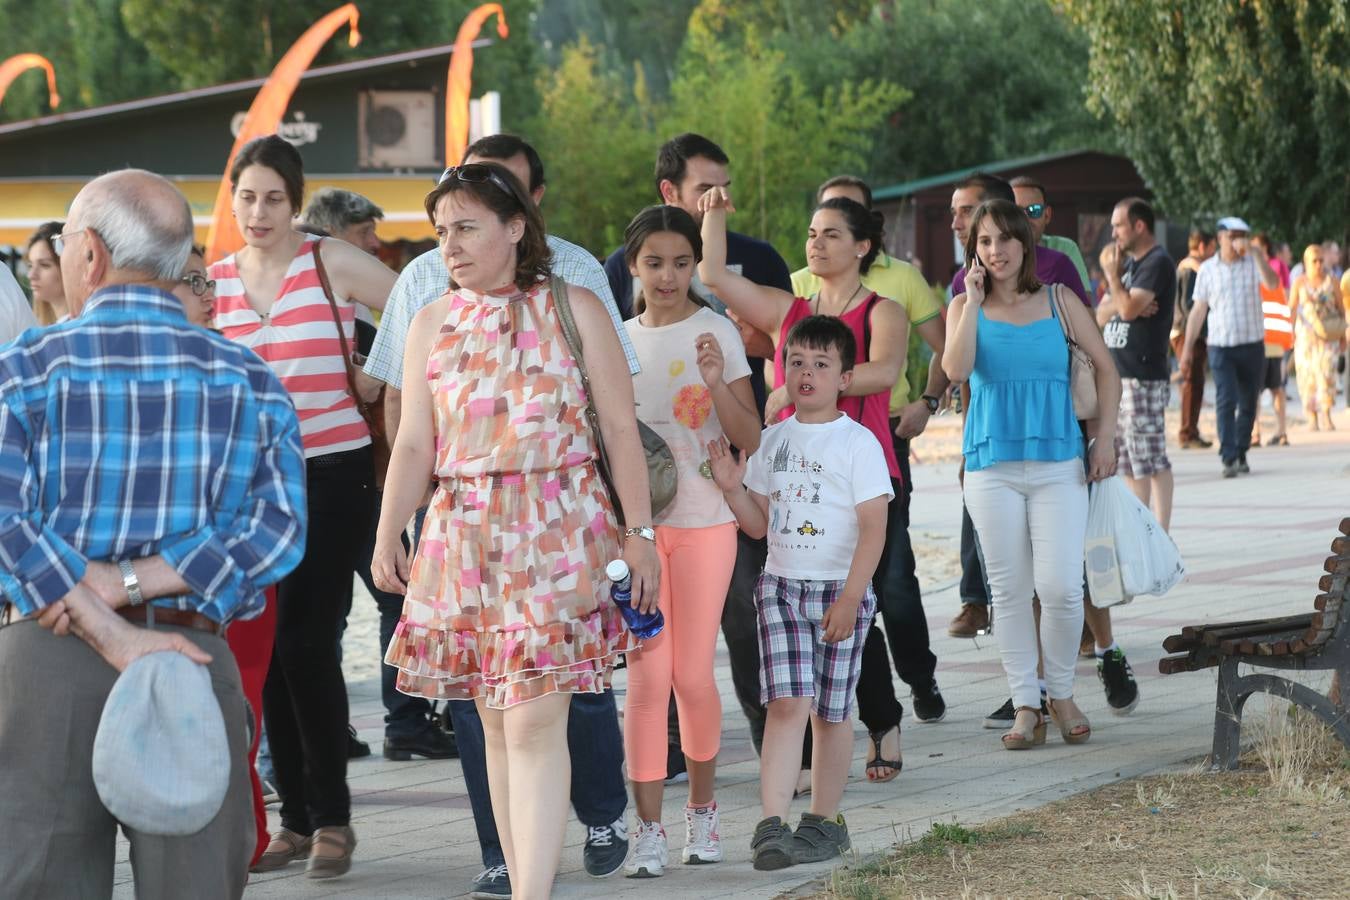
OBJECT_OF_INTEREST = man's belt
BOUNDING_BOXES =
[117,605,226,636]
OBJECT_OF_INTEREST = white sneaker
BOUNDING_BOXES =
[624,819,668,878]
[682,802,723,864]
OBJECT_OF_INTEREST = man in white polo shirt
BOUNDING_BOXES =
[1178,216,1280,478]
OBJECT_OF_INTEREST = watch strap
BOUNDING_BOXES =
[118,559,144,607]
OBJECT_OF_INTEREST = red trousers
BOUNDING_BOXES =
[225,587,276,867]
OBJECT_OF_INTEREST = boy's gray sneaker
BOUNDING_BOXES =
[751,816,795,871]
[469,864,510,898]
[790,812,851,863]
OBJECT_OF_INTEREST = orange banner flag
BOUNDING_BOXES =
[206,4,361,263]
[0,53,60,110]
[446,4,508,167]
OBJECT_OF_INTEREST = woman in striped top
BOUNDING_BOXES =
[209,135,396,879]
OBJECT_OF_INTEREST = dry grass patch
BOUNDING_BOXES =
[820,705,1350,899]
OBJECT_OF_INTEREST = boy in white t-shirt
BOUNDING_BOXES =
[708,315,892,871]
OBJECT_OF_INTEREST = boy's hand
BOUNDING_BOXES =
[820,595,862,643]
[706,437,746,492]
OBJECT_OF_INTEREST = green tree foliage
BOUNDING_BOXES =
[1,0,541,128]
[1061,0,1350,243]
[0,0,172,120]
[777,0,1104,186]
[528,38,655,252]
[535,11,908,263]
[665,20,907,266]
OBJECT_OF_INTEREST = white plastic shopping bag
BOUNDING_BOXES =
[1084,476,1185,608]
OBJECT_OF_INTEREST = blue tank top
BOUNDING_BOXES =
[963,292,1084,471]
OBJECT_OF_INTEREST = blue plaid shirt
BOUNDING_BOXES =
[0,286,308,623]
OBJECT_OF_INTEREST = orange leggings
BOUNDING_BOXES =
[623,522,738,783]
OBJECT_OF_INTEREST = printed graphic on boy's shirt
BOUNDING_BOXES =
[765,437,831,554]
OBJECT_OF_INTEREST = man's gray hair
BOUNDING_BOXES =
[81,169,195,281]
[302,188,384,234]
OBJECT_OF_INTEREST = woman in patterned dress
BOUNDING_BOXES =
[371,162,658,900]
[1289,244,1344,431]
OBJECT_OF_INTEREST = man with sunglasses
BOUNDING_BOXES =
[1010,176,1091,294]
[364,134,639,898]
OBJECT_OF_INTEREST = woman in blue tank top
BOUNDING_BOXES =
[943,200,1121,752]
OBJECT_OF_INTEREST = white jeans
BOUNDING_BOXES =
[964,458,1088,709]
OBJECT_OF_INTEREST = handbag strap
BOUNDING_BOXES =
[549,277,626,523]
[1050,283,1080,348]
[550,275,590,392]
[310,238,368,413]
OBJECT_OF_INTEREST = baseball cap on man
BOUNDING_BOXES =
[92,651,230,835]
[1216,216,1251,234]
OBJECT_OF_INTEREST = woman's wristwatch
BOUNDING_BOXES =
[922,394,940,414]
[624,526,656,543]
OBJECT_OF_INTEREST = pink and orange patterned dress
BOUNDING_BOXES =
[384,280,634,708]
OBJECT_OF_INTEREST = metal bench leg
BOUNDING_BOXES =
[1211,659,1245,770]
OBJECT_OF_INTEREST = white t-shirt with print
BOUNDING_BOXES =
[626,306,753,528]
[744,413,893,580]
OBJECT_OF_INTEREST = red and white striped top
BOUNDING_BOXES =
[210,237,370,458]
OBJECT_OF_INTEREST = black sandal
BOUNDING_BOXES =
[865,725,903,782]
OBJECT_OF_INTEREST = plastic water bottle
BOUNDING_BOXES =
[607,559,663,639]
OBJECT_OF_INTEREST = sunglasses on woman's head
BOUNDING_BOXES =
[1022,203,1046,220]
[438,164,517,199]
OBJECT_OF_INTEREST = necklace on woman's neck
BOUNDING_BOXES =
[813,283,865,318]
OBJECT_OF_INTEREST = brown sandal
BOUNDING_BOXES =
[306,825,357,879]
[250,827,312,873]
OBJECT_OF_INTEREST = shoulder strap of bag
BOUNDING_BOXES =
[311,238,367,411]
[1050,283,1078,347]
[550,275,587,382]
[549,276,625,522]
[859,291,882,362]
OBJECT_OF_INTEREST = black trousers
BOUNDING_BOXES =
[852,451,938,732]
[265,446,374,834]
[350,491,430,737]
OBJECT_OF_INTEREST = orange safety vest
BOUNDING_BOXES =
[1261,283,1294,351]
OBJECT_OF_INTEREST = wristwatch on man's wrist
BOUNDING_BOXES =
[118,559,144,606]
[921,394,940,414]
[624,526,656,543]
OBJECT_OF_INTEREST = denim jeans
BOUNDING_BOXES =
[1208,342,1265,464]
[447,693,629,869]
[959,503,992,606]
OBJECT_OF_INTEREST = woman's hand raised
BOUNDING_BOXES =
[697,186,735,215]
[965,257,988,307]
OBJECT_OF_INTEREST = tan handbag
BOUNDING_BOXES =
[1049,283,1099,421]
[548,276,677,528]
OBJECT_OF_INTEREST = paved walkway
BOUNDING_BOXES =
[115,416,1348,898]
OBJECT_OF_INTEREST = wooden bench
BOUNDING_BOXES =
[1159,516,1350,769]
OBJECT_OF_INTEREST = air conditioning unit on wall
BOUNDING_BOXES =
[359,90,438,169]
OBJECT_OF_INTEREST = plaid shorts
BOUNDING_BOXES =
[756,572,876,723]
[1115,378,1171,478]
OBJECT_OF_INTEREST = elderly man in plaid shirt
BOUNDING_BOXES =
[0,169,307,899]
[1178,216,1281,478]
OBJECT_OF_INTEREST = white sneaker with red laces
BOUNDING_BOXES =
[682,802,723,864]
